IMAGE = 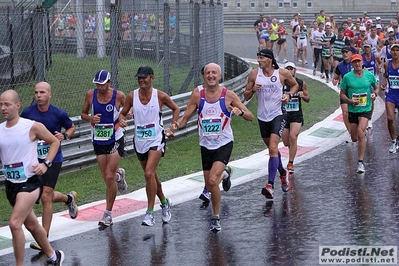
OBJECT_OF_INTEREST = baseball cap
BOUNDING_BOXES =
[388,27,394,32]
[366,19,373,25]
[284,62,296,69]
[341,46,352,52]
[376,16,381,20]
[295,12,300,16]
[93,70,111,84]
[325,22,332,27]
[135,66,154,78]
[363,40,372,47]
[279,19,284,23]
[376,24,382,29]
[257,49,279,69]
[391,43,399,49]
[359,26,366,31]
[106,13,110,16]
[350,54,363,62]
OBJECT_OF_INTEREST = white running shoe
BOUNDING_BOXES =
[389,142,398,153]
[357,162,365,174]
[142,211,155,226]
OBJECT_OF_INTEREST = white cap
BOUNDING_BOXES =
[279,19,284,23]
[359,26,366,31]
[325,22,332,26]
[376,24,382,29]
[391,43,399,49]
[388,27,394,32]
[376,16,381,20]
[284,62,296,69]
[106,13,110,16]
[366,19,373,24]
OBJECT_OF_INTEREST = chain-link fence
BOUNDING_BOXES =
[0,1,224,117]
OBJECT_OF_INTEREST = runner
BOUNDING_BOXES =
[244,49,298,199]
[81,70,128,227]
[340,54,378,173]
[119,66,179,226]
[282,62,310,173]
[168,63,253,231]
[20,81,78,251]
[381,44,399,153]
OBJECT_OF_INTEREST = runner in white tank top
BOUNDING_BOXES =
[168,63,254,231]
[244,49,298,200]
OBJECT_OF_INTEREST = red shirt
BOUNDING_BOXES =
[344,29,354,38]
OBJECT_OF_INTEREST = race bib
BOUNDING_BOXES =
[201,118,222,136]
[136,123,156,140]
[352,93,367,106]
[3,162,26,180]
[94,123,114,141]
[281,34,286,39]
[285,98,299,112]
[389,76,399,89]
[37,140,50,159]
[300,32,306,38]
[366,67,374,74]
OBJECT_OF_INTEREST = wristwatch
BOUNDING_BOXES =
[44,160,52,168]
[63,132,70,140]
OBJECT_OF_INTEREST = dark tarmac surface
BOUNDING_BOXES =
[1,31,399,266]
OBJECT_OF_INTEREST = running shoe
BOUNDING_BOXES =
[326,77,330,83]
[142,211,155,226]
[30,241,41,251]
[98,213,113,227]
[357,162,365,174]
[313,69,316,76]
[210,217,221,232]
[261,184,274,199]
[280,171,291,192]
[389,142,398,153]
[222,165,232,191]
[367,120,373,130]
[199,188,210,209]
[161,198,172,223]
[283,59,288,63]
[67,191,78,219]
[304,60,308,64]
[117,168,127,194]
[287,162,294,173]
[46,250,65,266]
[320,74,325,79]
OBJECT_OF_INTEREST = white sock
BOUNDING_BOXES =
[49,251,56,261]
[222,170,229,180]
[116,172,122,182]
[105,210,112,216]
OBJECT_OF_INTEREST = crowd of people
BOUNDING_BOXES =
[254,11,399,80]
[52,11,173,42]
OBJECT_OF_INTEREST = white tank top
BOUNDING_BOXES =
[255,68,284,122]
[198,85,234,149]
[133,88,164,153]
[0,118,38,183]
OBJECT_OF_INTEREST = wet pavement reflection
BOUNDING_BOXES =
[2,112,399,265]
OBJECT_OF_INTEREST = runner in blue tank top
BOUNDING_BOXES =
[381,44,399,153]
[81,70,128,227]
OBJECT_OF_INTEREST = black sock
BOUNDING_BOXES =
[66,195,72,205]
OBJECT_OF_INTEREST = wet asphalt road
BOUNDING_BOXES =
[1,32,399,266]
